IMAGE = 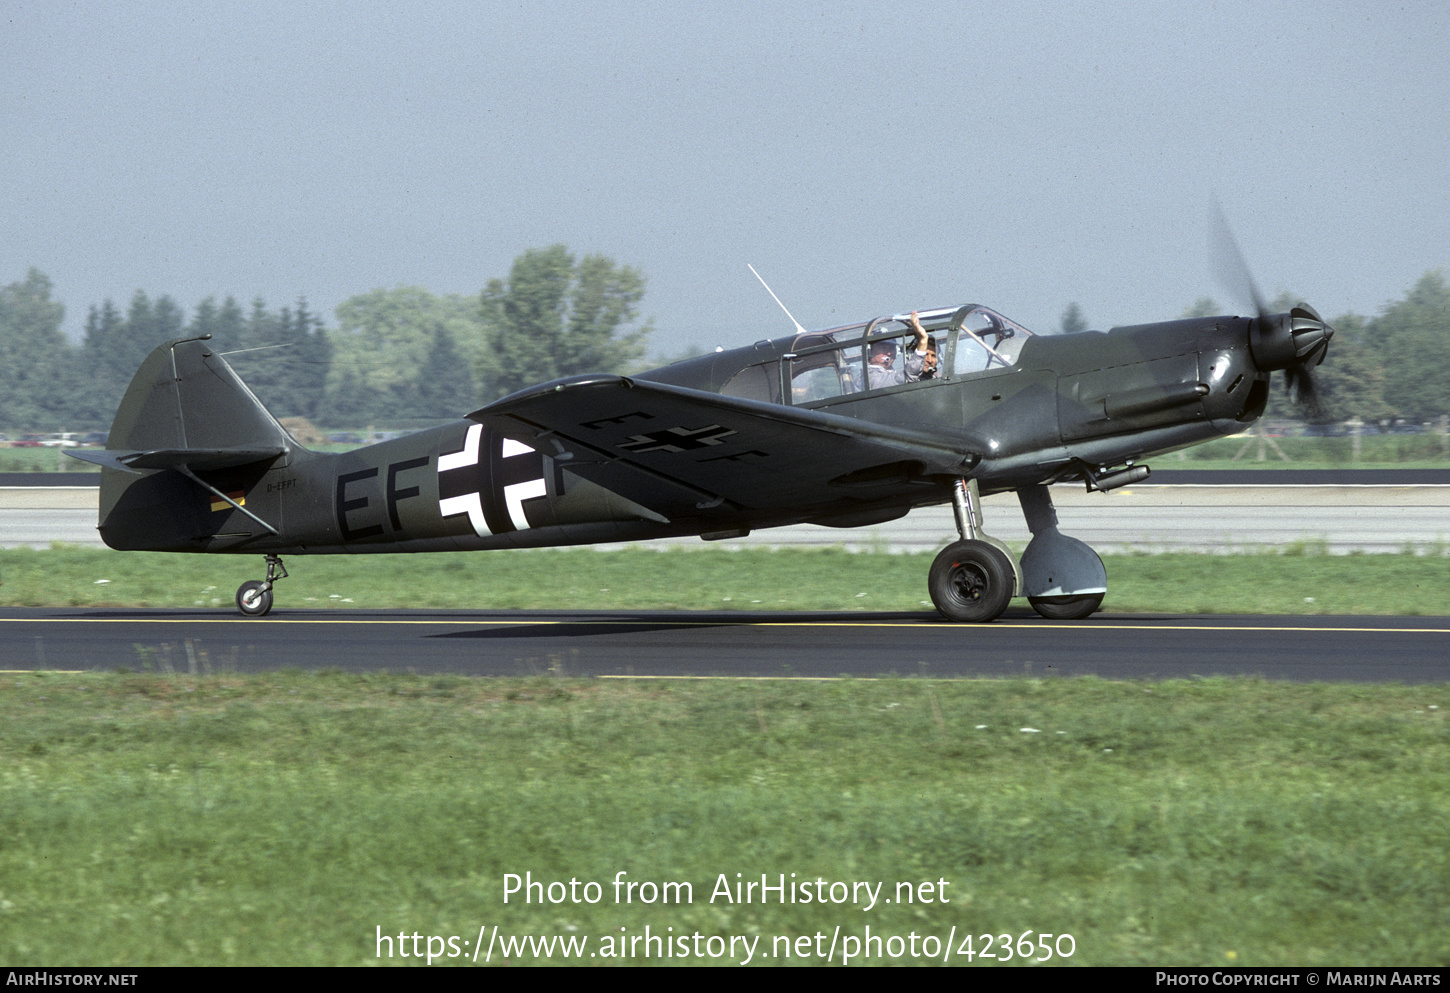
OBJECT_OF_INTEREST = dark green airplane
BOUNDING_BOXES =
[70,290,1332,622]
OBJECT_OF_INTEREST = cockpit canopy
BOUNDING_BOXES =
[721,304,1040,406]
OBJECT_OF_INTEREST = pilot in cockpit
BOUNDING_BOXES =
[867,312,938,389]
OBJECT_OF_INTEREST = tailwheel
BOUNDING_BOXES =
[236,580,273,617]
[1028,593,1103,620]
[235,554,288,618]
[929,540,1014,623]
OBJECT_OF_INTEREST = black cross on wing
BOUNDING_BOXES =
[616,424,737,454]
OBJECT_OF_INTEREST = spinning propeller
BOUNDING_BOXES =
[1212,205,1334,417]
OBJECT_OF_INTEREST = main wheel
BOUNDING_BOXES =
[1028,593,1103,620]
[928,540,1014,623]
[236,580,274,617]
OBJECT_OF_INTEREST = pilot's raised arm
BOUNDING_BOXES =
[904,311,938,381]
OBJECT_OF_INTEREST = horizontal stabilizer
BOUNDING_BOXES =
[69,447,286,474]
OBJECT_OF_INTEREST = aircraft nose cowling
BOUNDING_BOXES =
[1249,304,1334,373]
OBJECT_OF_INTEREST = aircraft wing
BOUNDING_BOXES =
[474,375,977,525]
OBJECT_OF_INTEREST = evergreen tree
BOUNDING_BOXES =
[285,298,333,421]
[187,295,247,349]
[80,300,127,425]
[200,297,331,421]
[233,298,288,411]
[416,327,477,417]
[1059,302,1088,334]
[80,291,183,425]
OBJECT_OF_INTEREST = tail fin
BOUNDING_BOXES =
[69,337,300,550]
[72,335,296,470]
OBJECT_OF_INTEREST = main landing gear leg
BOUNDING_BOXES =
[236,554,288,618]
[1017,485,1105,620]
[927,478,1022,623]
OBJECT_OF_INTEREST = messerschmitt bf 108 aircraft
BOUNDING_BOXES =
[71,249,1333,622]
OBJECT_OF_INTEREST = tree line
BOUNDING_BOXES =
[2,251,1446,433]
[0,246,651,433]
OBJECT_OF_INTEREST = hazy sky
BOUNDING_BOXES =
[5,1,1448,357]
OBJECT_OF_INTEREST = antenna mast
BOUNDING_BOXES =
[747,264,807,335]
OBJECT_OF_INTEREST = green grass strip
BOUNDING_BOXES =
[2,545,1449,615]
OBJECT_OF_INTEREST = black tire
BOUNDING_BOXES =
[236,580,273,617]
[1028,593,1103,620]
[928,540,1014,623]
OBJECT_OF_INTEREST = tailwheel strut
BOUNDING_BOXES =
[236,554,288,618]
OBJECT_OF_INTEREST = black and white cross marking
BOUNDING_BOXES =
[437,424,547,536]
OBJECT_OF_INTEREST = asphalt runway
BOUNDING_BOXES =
[4,608,1447,683]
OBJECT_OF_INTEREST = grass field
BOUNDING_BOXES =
[1,672,1446,967]
[4,544,1447,967]
[3,544,1449,616]
[0,448,93,473]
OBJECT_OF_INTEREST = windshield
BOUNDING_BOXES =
[949,306,1034,375]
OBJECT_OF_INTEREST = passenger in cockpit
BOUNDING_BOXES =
[867,340,904,389]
